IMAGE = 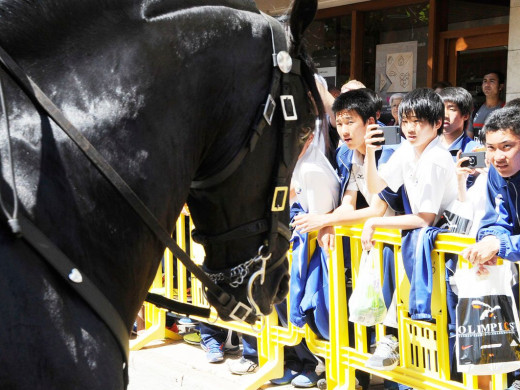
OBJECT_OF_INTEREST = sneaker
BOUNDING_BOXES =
[366,335,399,371]
[228,357,258,375]
[200,340,224,363]
[183,331,201,345]
[507,381,520,390]
[177,317,199,333]
[178,317,199,325]
[271,368,300,385]
[291,371,324,388]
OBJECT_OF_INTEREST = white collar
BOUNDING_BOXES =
[352,149,365,166]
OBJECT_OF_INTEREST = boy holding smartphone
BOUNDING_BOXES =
[363,88,457,244]
[362,88,458,375]
[292,88,397,251]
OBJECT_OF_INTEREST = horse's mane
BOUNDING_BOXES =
[0,0,260,54]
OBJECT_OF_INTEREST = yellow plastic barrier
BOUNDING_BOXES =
[135,217,519,390]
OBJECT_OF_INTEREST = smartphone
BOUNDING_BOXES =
[460,151,486,168]
[373,126,401,146]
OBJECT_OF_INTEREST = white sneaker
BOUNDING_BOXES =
[228,357,258,375]
[365,335,399,371]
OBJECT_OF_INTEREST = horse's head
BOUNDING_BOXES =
[187,0,323,323]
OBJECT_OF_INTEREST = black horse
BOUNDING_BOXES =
[0,0,323,388]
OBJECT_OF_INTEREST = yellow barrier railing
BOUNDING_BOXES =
[132,217,517,390]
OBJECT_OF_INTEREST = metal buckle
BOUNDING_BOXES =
[229,301,253,322]
[280,95,297,121]
[263,94,276,126]
[271,186,288,212]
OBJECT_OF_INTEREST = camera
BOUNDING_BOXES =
[460,151,486,168]
[372,126,401,146]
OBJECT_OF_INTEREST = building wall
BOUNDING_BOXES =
[508,0,520,101]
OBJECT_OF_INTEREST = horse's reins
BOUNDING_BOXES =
[0,11,315,386]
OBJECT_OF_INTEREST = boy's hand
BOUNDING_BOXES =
[318,226,335,253]
[361,218,376,250]
[364,124,384,152]
[461,236,500,265]
[455,150,477,177]
[293,213,326,233]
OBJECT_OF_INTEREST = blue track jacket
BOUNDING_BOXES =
[477,166,520,261]
[401,226,443,320]
[448,134,479,156]
[387,186,444,321]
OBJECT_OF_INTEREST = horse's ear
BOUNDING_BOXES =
[289,0,317,50]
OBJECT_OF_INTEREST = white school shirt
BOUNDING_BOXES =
[346,150,372,204]
[291,133,341,214]
[378,137,457,224]
[345,150,394,216]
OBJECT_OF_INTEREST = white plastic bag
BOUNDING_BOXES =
[348,250,387,326]
[453,264,520,375]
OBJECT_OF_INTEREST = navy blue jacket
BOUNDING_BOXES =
[477,166,520,261]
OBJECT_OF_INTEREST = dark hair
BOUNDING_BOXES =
[438,86,473,126]
[505,98,520,109]
[483,70,505,85]
[399,88,444,135]
[359,88,383,112]
[332,89,378,124]
[484,106,520,138]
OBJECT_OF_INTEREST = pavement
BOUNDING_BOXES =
[127,336,386,390]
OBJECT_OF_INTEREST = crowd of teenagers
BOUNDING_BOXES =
[190,70,520,390]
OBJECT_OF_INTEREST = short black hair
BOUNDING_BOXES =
[484,106,520,138]
[438,87,473,117]
[483,70,505,85]
[399,88,444,135]
[359,88,383,112]
[332,89,378,124]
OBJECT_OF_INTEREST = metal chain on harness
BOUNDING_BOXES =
[205,245,272,288]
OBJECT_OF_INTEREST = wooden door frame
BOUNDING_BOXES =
[437,24,509,86]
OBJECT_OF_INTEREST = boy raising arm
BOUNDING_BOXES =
[362,88,458,249]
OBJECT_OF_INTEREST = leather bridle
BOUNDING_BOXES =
[189,12,318,319]
[0,11,318,387]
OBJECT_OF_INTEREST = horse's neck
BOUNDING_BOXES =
[0,0,276,323]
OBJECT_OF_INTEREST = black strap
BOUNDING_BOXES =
[145,293,210,318]
[14,213,130,383]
